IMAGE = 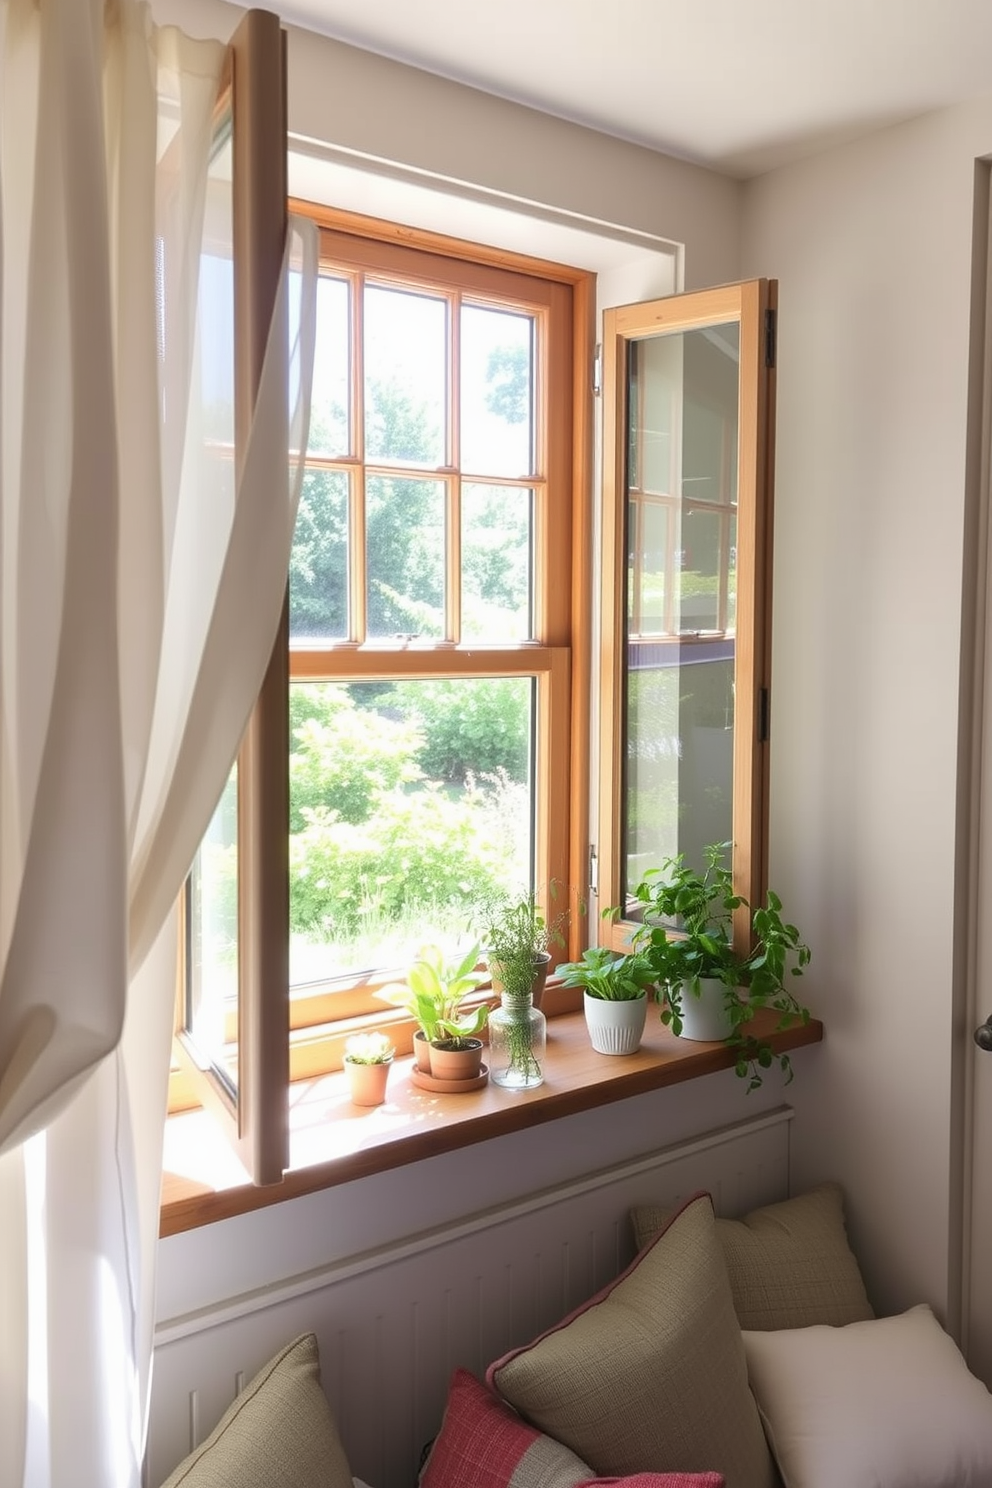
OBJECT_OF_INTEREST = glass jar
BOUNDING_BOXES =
[488,993,546,1089]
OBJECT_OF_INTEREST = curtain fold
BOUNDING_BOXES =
[0,2,317,1484]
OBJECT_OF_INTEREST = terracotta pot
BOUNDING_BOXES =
[428,1037,484,1082]
[345,1057,392,1107]
[583,990,647,1055]
[413,1030,433,1073]
[489,951,552,1010]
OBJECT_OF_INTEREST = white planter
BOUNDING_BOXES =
[677,977,734,1042]
[583,990,648,1055]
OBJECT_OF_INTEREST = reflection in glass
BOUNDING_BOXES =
[461,304,534,477]
[365,285,445,466]
[288,678,534,986]
[624,320,739,896]
[366,475,444,638]
[290,468,349,641]
[462,482,532,641]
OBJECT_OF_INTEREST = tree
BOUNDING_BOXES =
[485,342,530,424]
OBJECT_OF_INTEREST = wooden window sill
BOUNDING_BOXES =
[159,1007,822,1237]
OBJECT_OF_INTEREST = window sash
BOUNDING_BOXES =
[598,280,776,952]
[174,209,592,1128]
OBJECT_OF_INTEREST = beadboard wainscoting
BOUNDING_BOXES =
[147,1106,793,1488]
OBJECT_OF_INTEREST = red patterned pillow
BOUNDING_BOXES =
[420,1369,724,1488]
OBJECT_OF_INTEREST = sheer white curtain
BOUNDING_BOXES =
[0,3,316,1486]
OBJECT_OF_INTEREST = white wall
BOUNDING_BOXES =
[742,98,992,1325]
[157,0,741,293]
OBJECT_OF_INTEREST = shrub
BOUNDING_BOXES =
[289,686,423,831]
[391,676,529,783]
[289,779,515,941]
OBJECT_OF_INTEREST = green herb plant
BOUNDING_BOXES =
[556,946,656,1001]
[478,883,569,998]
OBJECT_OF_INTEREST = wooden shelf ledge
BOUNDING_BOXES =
[160,1007,822,1237]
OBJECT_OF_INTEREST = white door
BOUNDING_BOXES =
[964,174,992,1387]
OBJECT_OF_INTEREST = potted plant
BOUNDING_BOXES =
[477,886,568,1089]
[628,842,812,1090]
[557,946,656,1055]
[343,1031,395,1107]
[378,943,490,1086]
[478,884,568,1007]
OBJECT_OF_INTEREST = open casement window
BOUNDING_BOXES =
[173,203,592,1174]
[171,11,292,1184]
[599,281,777,953]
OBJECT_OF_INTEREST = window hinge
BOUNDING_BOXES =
[588,843,599,897]
[764,308,777,369]
[757,687,770,743]
[593,345,602,397]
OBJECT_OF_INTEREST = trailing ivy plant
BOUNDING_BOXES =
[627,842,812,1090]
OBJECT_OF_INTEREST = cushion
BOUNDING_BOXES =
[159,1332,353,1488]
[487,1193,776,1488]
[631,1183,873,1330]
[743,1304,992,1487]
[420,1369,724,1488]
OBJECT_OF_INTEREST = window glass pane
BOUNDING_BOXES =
[184,116,238,1090]
[680,506,723,633]
[186,768,238,1092]
[290,468,349,641]
[365,285,446,466]
[462,482,532,641]
[629,499,669,636]
[288,678,534,986]
[308,274,350,458]
[366,474,445,638]
[624,320,739,894]
[461,304,534,476]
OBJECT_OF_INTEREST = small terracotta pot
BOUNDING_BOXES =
[345,1057,392,1106]
[428,1037,484,1082]
[413,1030,433,1073]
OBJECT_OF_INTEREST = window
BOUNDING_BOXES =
[598,281,777,951]
[169,238,778,1196]
[173,209,593,1169]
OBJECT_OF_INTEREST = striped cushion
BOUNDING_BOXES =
[420,1369,724,1488]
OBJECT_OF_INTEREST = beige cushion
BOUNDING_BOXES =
[487,1193,776,1488]
[744,1305,992,1487]
[159,1332,353,1488]
[631,1183,873,1330]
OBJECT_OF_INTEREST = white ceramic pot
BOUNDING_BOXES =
[583,990,648,1055]
[677,977,734,1042]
